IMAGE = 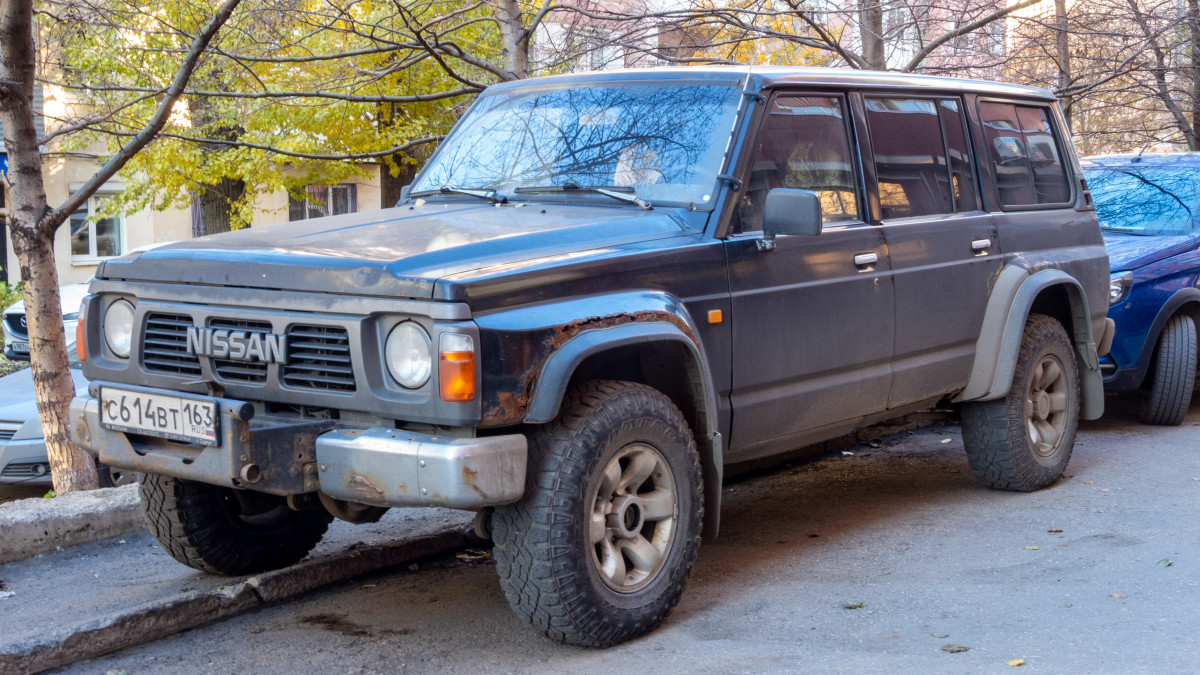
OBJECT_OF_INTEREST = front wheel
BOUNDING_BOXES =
[140,473,332,576]
[961,314,1079,491]
[492,380,703,647]
[1138,314,1197,426]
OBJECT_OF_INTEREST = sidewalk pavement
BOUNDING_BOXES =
[0,490,473,674]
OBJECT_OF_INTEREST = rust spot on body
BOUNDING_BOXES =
[345,472,387,504]
[483,310,697,427]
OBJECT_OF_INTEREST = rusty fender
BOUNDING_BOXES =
[477,302,700,422]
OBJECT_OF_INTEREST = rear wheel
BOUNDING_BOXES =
[961,314,1079,491]
[492,380,703,647]
[140,473,332,576]
[1138,314,1197,426]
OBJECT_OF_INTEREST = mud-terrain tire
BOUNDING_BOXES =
[961,314,1079,491]
[492,380,703,647]
[140,473,332,576]
[1138,314,1197,426]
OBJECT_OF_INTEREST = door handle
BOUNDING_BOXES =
[971,238,992,253]
[853,252,879,267]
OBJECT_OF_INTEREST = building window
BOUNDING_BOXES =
[289,184,357,221]
[69,196,123,262]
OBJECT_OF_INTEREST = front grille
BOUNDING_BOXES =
[3,314,27,340]
[1,461,49,478]
[210,318,271,384]
[0,427,16,442]
[143,313,202,376]
[283,325,356,392]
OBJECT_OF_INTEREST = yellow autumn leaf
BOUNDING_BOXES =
[1007,659,1025,666]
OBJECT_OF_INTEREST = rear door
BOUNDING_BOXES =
[724,92,894,459]
[860,95,1002,407]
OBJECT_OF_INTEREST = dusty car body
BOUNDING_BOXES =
[71,67,1110,646]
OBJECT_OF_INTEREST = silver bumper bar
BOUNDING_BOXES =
[70,391,527,510]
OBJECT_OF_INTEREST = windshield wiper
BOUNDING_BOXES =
[514,182,652,210]
[410,184,507,204]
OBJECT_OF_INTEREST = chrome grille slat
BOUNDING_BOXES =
[283,325,355,392]
[210,318,272,384]
[142,313,202,376]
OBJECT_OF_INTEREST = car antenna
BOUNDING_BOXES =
[1131,144,1151,163]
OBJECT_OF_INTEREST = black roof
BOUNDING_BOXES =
[486,66,1056,101]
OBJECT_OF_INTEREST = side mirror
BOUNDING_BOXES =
[396,184,412,206]
[759,188,822,251]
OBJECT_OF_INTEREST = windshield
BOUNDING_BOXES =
[1085,166,1200,235]
[411,83,744,208]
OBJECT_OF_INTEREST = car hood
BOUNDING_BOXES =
[97,202,693,299]
[0,367,89,423]
[1102,231,1198,271]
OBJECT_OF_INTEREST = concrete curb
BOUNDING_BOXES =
[0,527,471,673]
[0,485,145,564]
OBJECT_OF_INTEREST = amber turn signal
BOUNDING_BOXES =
[439,334,475,402]
[76,314,87,362]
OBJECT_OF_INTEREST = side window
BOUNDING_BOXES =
[940,100,981,212]
[736,95,861,233]
[864,97,980,219]
[865,98,952,218]
[978,102,1071,206]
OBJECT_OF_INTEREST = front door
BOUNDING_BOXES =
[725,93,894,460]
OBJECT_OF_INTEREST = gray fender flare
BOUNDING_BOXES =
[525,321,725,539]
[958,267,1104,420]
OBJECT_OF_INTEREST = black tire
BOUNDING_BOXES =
[492,380,703,647]
[139,473,332,576]
[96,462,137,488]
[961,314,1079,491]
[1138,314,1197,426]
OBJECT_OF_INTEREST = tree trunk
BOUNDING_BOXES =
[0,0,99,492]
[380,153,419,209]
[1055,0,1073,129]
[859,0,886,70]
[1191,0,1200,148]
[492,0,531,80]
[199,177,245,235]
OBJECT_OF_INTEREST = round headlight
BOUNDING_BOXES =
[385,321,432,388]
[102,299,135,359]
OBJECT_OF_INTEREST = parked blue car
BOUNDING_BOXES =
[1083,153,1200,425]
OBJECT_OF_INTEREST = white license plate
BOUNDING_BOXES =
[8,341,28,354]
[99,388,220,446]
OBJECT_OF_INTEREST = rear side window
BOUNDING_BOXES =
[864,97,981,219]
[737,95,861,232]
[978,102,1071,206]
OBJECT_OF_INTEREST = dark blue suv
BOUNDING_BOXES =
[1084,153,1200,425]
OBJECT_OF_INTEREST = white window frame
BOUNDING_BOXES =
[69,194,126,265]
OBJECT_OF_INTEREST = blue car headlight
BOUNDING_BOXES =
[1109,271,1133,306]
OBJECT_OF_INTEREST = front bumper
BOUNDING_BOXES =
[0,437,52,486]
[70,386,527,510]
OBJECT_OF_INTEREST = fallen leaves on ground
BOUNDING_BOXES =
[941,644,970,653]
[1158,558,1173,567]
[456,549,492,563]
[1024,546,1039,550]
[1110,593,1124,598]
[930,632,950,638]
[1007,659,1026,666]
[1048,528,1063,533]
[843,601,863,609]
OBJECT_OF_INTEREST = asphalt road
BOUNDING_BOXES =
[55,394,1200,674]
